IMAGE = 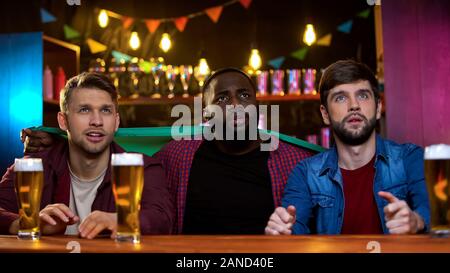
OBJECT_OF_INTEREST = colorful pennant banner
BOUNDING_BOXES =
[63,25,80,40]
[122,17,134,29]
[174,17,189,32]
[96,0,248,35]
[40,8,56,23]
[239,0,253,9]
[266,8,370,68]
[87,38,107,54]
[291,47,309,61]
[41,1,372,71]
[268,57,285,69]
[205,6,223,23]
[337,20,353,34]
[112,50,133,63]
[145,19,161,33]
[357,9,371,19]
[316,33,332,46]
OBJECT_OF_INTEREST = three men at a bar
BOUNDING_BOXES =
[0,60,430,236]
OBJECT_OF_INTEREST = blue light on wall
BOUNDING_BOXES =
[0,32,43,174]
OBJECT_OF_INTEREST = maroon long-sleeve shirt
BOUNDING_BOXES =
[0,139,174,235]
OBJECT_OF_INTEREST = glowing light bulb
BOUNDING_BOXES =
[129,31,140,50]
[248,49,262,71]
[159,33,172,53]
[303,24,316,46]
[194,58,210,87]
[198,58,210,76]
[98,10,109,28]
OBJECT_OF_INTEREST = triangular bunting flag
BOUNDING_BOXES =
[316,34,332,46]
[112,50,133,63]
[291,47,309,61]
[205,6,223,23]
[122,17,134,29]
[239,0,252,9]
[86,38,107,54]
[40,8,56,23]
[268,57,285,69]
[145,19,161,33]
[174,17,189,32]
[357,9,371,19]
[64,25,80,40]
[337,20,353,34]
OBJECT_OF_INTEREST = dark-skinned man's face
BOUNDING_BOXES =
[203,71,258,137]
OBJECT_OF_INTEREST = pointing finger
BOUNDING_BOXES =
[378,191,399,203]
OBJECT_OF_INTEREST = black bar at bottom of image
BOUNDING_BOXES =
[1,253,449,272]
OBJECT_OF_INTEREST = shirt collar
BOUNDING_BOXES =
[319,134,388,177]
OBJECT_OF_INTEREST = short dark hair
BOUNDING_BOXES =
[60,72,118,113]
[318,60,380,107]
[202,67,257,96]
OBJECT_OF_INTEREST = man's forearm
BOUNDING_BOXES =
[8,218,19,234]
[0,210,19,234]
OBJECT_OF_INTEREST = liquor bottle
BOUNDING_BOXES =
[43,66,53,99]
[54,67,66,101]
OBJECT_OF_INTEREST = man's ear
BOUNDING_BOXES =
[320,105,331,126]
[115,112,120,132]
[376,99,382,120]
[57,112,68,131]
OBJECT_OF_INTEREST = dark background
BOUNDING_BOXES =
[0,0,378,174]
[0,0,376,72]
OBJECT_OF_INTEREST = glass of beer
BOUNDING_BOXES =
[111,153,144,243]
[14,158,44,240]
[424,144,450,237]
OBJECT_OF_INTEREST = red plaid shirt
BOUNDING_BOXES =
[154,139,313,233]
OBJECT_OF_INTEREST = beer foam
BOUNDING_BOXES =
[111,153,144,166]
[425,144,450,160]
[14,158,43,172]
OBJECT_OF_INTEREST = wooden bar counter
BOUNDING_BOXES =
[0,235,449,253]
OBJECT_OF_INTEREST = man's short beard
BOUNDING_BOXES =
[331,114,377,146]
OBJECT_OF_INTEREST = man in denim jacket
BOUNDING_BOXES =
[265,60,430,235]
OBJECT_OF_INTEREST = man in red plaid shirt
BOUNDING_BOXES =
[154,68,313,234]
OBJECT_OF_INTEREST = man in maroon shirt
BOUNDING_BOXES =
[0,72,174,238]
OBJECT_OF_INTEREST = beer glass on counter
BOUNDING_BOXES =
[111,153,144,243]
[424,144,450,237]
[14,158,44,240]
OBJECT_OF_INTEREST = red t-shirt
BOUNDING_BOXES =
[340,156,383,234]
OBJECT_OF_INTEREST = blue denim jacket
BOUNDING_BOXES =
[282,135,430,234]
